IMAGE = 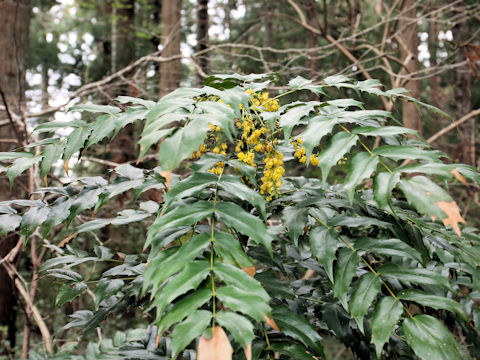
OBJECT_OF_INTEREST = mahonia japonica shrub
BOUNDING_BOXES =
[1,73,480,360]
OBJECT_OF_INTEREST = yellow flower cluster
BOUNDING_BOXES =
[237,151,255,167]
[208,161,225,176]
[292,138,320,166]
[245,89,280,112]
[260,151,285,201]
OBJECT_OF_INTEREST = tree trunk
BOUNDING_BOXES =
[453,12,474,166]
[398,0,422,134]
[196,0,209,84]
[305,0,321,80]
[0,0,31,354]
[159,0,182,97]
[112,0,135,75]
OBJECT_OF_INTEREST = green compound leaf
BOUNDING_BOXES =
[145,233,211,294]
[373,145,444,162]
[56,283,88,306]
[214,231,252,268]
[214,262,270,301]
[333,248,359,310]
[317,132,358,183]
[349,273,381,334]
[215,285,271,322]
[218,175,266,219]
[371,297,403,359]
[272,305,324,356]
[153,260,210,315]
[403,315,462,360]
[343,152,379,203]
[170,310,212,360]
[355,237,423,263]
[146,201,214,248]
[309,226,338,282]
[215,311,254,348]
[157,289,212,335]
[215,201,273,253]
[298,115,337,162]
[373,172,399,210]
[378,264,453,292]
[398,290,467,320]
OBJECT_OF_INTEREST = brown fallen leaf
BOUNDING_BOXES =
[43,176,48,187]
[245,343,252,360]
[264,315,281,332]
[436,201,466,236]
[451,169,469,186]
[242,266,256,277]
[197,326,233,360]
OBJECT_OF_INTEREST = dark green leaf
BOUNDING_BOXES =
[157,289,212,333]
[317,132,358,183]
[309,226,338,282]
[272,305,324,355]
[214,231,252,268]
[215,285,271,321]
[343,152,379,203]
[56,283,88,306]
[333,248,359,310]
[215,311,254,348]
[94,278,124,307]
[355,238,422,263]
[371,297,403,358]
[378,264,453,291]
[170,310,212,360]
[398,290,466,319]
[349,273,381,334]
[403,315,461,360]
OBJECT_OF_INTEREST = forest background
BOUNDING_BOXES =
[0,0,479,358]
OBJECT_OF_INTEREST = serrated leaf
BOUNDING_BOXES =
[279,102,318,140]
[214,262,269,301]
[218,175,266,219]
[153,260,210,314]
[373,172,399,210]
[355,238,422,263]
[69,104,121,114]
[343,152,379,203]
[197,326,233,360]
[349,273,381,334]
[215,311,254,348]
[145,233,210,293]
[157,289,212,334]
[34,121,87,132]
[397,290,466,320]
[40,141,64,178]
[85,114,117,147]
[436,201,465,236]
[0,214,21,235]
[214,232,252,268]
[215,285,271,321]
[215,201,272,253]
[165,172,217,207]
[374,145,444,162]
[378,264,453,291]
[397,176,451,219]
[333,248,359,310]
[146,201,214,248]
[403,315,461,360]
[7,156,42,186]
[352,126,418,137]
[317,132,358,183]
[170,310,212,360]
[56,283,87,306]
[62,126,92,162]
[309,226,338,282]
[282,206,309,247]
[94,278,124,307]
[21,206,50,237]
[158,118,211,171]
[371,297,403,358]
[298,115,337,163]
[115,96,155,108]
[272,306,324,355]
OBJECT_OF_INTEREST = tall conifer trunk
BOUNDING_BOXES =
[0,0,31,353]
[159,0,182,97]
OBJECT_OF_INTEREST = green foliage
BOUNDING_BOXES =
[2,74,480,359]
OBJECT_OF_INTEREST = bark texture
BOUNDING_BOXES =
[196,0,209,84]
[0,0,31,353]
[159,0,182,97]
[398,0,422,133]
